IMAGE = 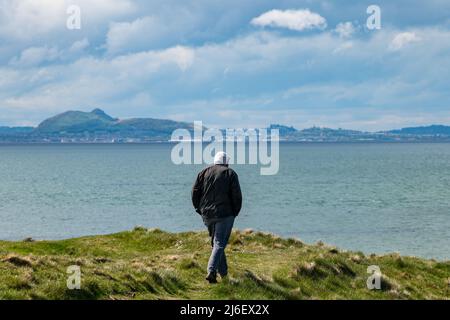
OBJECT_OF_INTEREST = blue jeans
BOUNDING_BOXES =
[205,215,235,276]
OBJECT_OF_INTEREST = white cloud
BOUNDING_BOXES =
[1,21,449,130]
[9,46,61,67]
[0,0,135,41]
[157,46,195,71]
[77,0,135,18]
[0,0,66,40]
[106,16,157,54]
[389,32,421,51]
[1,44,195,116]
[105,9,201,55]
[251,9,327,31]
[8,38,90,67]
[108,45,195,75]
[333,41,353,54]
[69,38,90,53]
[334,22,355,38]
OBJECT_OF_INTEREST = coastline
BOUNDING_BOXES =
[0,228,448,300]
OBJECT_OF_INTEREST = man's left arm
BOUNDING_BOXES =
[191,172,203,214]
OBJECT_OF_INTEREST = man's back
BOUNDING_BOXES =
[192,164,242,220]
[192,152,242,283]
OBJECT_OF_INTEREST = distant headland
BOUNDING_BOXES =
[0,109,450,143]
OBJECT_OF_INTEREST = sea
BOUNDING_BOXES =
[0,143,448,260]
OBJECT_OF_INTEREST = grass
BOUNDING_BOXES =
[0,227,448,300]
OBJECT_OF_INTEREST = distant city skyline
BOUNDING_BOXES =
[1,0,450,131]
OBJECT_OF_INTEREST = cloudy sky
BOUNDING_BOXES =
[0,0,449,130]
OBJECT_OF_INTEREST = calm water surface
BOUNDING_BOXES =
[0,143,448,260]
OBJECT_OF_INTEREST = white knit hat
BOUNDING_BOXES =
[214,151,230,165]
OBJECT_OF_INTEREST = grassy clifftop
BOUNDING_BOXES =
[0,228,448,300]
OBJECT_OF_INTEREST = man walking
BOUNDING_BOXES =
[192,151,242,283]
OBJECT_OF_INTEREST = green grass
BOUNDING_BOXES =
[0,227,448,300]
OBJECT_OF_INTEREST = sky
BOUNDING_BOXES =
[0,0,450,130]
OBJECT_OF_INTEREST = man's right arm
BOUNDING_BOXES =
[230,172,242,217]
[191,171,203,214]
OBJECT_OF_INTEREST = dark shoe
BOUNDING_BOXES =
[206,272,217,284]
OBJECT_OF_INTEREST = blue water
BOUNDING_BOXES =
[0,143,448,260]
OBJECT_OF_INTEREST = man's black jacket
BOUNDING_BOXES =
[192,164,242,219]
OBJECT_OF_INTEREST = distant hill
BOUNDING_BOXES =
[37,109,117,133]
[300,127,363,135]
[0,127,34,134]
[388,125,450,136]
[269,124,297,135]
[35,109,194,137]
[0,109,450,143]
[116,118,195,135]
